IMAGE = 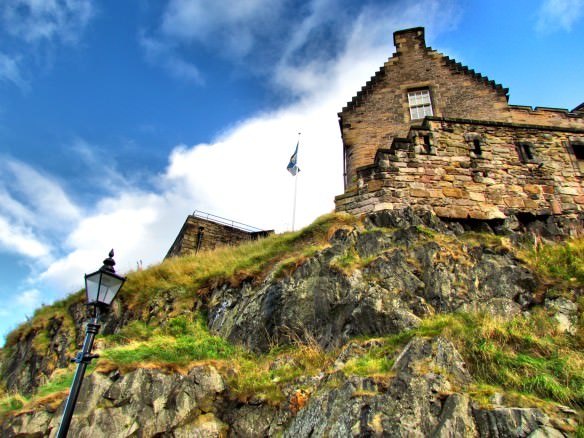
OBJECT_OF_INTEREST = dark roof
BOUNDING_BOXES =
[572,102,584,113]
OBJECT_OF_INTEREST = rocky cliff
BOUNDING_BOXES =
[1,209,583,437]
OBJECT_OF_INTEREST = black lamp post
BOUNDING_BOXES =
[56,250,126,438]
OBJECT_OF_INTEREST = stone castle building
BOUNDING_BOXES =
[335,27,584,223]
[166,210,272,258]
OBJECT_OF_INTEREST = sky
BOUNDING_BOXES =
[0,0,583,343]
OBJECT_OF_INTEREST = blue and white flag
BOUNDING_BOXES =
[287,142,300,176]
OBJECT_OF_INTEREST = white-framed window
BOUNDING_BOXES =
[408,89,433,120]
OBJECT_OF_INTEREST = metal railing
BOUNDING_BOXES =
[192,209,266,233]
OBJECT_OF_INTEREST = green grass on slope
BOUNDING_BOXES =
[99,315,235,370]
[523,237,584,285]
[4,292,82,349]
[2,221,583,427]
[2,212,358,350]
[3,307,582,422]
[115,212,359,310]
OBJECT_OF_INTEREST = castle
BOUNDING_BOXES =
[169,27,584,256]
[335,27,584,224]
[166,210,272,258]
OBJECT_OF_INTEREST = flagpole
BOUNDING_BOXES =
[292,133,300,231]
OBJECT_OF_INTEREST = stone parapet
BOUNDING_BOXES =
[166,214,273,258]
[335,118,584,221]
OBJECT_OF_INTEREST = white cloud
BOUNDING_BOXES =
[67,138,134,191]
[0,0,95,92]
[139,33,204,84]
[33,0,460,296]
[160,0,283,57]
[0,216,50,258]
[1,0,94,44]
[15,288,41,309]
[0,51,28,90]
[4,0,462,318]
[2,159,81,226]
[536,0,584,33]
[146,0,461,96]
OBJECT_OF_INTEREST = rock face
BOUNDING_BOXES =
[1,208,579,437]
[209,209,537,352]
[2,365,230,438]
[2,338,564,437]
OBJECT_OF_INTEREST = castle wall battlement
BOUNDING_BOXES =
[166,214,272,259]
[335,117,584,220]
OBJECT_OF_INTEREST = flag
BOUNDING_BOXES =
[287,142,300,176]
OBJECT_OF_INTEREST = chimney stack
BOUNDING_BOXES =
[393,27,426,54]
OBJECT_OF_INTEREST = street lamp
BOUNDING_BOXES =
[56,250,126,438]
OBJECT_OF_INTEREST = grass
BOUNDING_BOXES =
[433,311,584,407]
[97,315,236,373]
[330,247,361,275]
[1,213,358,379]
[0,393,27,418]
[523,237,584,284]
[2,216,584,428]
[120,212,358,309]
[2,309,583,423]
[4,292,81,349]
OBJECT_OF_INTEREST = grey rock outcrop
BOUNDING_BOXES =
[209,211,537,353]
[3,338,566,437]
[2,365,228,437]
[2,208,578,437]
[285,336,561,437]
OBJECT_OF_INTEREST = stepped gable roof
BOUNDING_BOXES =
[441,55,509,100]
[340,27,509,114]
[340,64,387,114]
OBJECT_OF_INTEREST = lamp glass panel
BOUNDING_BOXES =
[85,272,101,304]
[97,273,124,305]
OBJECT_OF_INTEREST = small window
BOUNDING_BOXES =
[570,141,584,173]
[517,142,536,163]
[423,134,432,153]
[408,89,433,120]
[472,139,482,156]
[572,143,584,160]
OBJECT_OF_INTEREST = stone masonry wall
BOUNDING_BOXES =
[166,216,271,258]
[339,28,584,190]
[340,27,510,187]
[509,106,584,128]
[335,117,584,221]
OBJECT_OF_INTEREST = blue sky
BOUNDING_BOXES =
[0,0,583,343]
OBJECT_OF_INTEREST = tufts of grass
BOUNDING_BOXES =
[3,309,583,421]
[0,393,28,418]
[4,292,81,349]
[523,237,584,284]
[330,247,361,275]
[99,315,235,373]
[436,311,584,407]
[120,212,359,309]
[228,336,334,404]
[2,213,357,350]
[338,310,584,409]
[342,355,395,378]
[102,321,153,346]
[460,232,511,251]
[35,368,76,399]
[273,245,325,279]
[414,225,436,238]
